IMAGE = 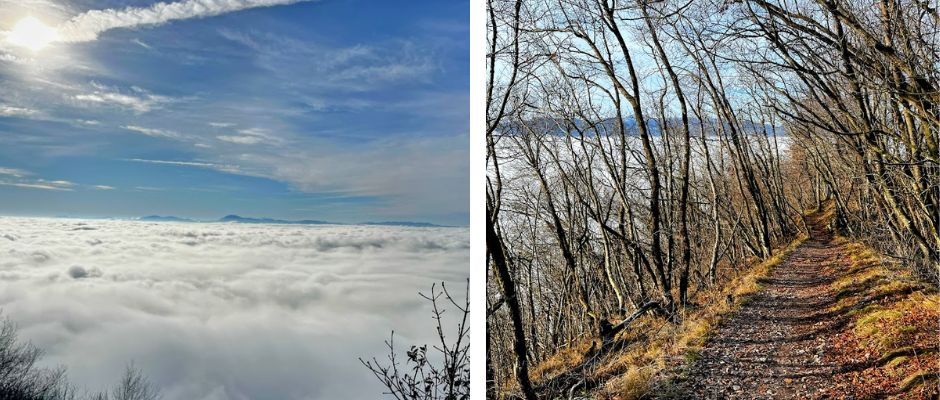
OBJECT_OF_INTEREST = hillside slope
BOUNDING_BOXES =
[666,212,939,398]
[522,208,938,399]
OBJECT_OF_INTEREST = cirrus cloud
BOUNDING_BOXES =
[123,125,180,139]
[57,0,317,43]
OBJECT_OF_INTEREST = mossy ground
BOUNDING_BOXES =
[823,238,938,398]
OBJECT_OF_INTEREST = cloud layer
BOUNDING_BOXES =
[58,0,314,42]
[0,217,468,400]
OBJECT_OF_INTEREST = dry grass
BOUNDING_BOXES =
[601,366,655,399]
[523,204,937,399]
[529,338,597,382]
[852,294,938,356]
[832,241,928,349]
[825,237,939,396]
[587,236,806,400]
[828,238,920,314]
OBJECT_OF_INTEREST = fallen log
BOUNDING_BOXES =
[599,301,662,341]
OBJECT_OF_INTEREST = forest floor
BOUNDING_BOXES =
[665,213,939,399]
[526,208,938,400]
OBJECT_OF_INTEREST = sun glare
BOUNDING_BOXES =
[6,16,59,51]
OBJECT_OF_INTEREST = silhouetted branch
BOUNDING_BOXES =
[360,280,470,400]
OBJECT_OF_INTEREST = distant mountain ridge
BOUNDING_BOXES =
[136,215,449,228]
[361,221,445,228]
[139,215,194,222]
[218,215,330,225]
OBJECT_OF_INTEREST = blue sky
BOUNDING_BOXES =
[0,0,469,225]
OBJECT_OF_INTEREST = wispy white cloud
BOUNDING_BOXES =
[218,30,437,92]
[0,179,75,191]
[0,104,40,118]
[0,167,76,191]
[216,127,278,145]
[132,38,152,50]
[123,158,243,175]
[74,83,174,113]
[0,167,117,192]
[0,0,71,13]
[217,135,261,144]
[225,133,469,219]
[0,0,466,225]
[0,167,29,177]
[125,158,216,168]
[57,0,316,43]
[238,127,268,136]
[122,125,179,139]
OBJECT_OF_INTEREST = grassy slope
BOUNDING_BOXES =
[820,236,939,398]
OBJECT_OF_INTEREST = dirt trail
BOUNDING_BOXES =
[679,218,854,399]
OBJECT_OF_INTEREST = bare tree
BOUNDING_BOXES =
[360,281,470,400]
[0,314,161,400]
[91,365,159,400]
[0,317,75,400]
[486,0,936,396]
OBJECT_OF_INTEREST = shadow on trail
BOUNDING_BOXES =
[670,212,891,399]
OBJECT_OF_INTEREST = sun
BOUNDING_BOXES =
[6,16,59,51]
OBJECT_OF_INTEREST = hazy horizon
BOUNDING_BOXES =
[0,212,465,227]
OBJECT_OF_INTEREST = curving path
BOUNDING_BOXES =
[680,219,854,398]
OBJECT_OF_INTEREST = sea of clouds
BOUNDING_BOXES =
[0,217,469,400]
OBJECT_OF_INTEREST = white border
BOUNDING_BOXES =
[469,0,485,398]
